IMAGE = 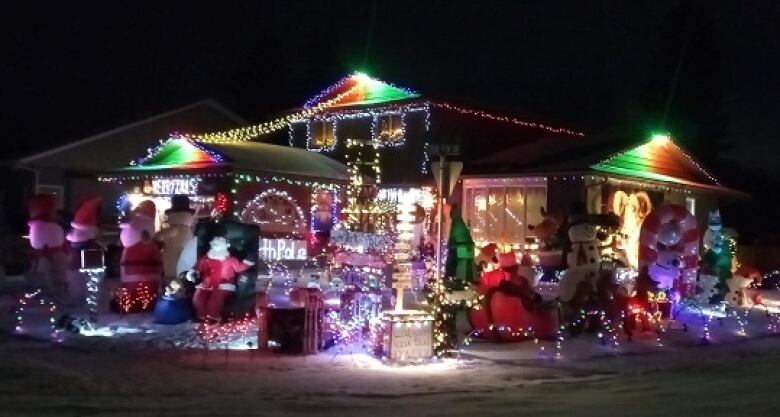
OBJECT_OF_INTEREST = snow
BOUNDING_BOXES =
[4,284,780,416]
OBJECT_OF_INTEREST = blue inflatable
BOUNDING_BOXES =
[154,296,192,324]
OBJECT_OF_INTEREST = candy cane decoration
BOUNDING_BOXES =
[639,204,699,291]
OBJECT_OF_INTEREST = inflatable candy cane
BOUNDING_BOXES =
[638,204,699,292]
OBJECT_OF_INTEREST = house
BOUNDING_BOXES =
[281,73,745,265]
[13,100,246,222]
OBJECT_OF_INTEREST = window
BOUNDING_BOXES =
[375,114,404,143]
[686,197,696,216]
[309,121,336,150]
[462,178,547,248]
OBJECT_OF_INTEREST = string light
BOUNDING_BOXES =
[431,101,584,136]
[592,134,722,187]
[239,189,307,236]
[116,283,157,314]
[14,289,60,339]
[81,267,105,324]
[129,134,225,168]
[194,83,364,143]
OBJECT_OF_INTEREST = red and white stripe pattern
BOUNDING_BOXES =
[639,204,699,276]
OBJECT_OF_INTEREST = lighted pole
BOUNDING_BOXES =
[430,144,461,283]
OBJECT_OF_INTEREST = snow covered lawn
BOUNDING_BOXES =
[2,330,780,417]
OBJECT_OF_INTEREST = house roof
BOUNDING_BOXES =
[120,138,348,182]
[303,73,421,109]
[472,134,742,194]
[18,100,247,173]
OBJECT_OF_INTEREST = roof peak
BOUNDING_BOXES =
[302,72,421,109]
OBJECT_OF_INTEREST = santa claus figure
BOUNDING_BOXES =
[188,236,253,322]
[118,200,162,313]
[27,194,67,299]
[65,197,103,308]
[154,195,194,282]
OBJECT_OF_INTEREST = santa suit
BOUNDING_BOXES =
[192,256,250,321]
[120,240,163,292]
[154,211,194,280]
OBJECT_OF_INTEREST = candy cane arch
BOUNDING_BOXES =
[639,204,699,290]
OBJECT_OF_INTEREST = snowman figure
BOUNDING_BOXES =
[702,209,723,252]
[27,194,67,298]
[559,203,603,302]
[154,195,195,283]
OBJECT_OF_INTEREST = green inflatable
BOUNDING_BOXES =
[444,205,477,290]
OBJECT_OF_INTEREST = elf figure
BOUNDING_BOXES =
[27,194,67,300]
[118,200,162,312]
[188,236,254,322]
[65,197,103,309]
[154,195,195,282]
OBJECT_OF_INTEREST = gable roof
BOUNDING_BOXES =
[472,134,740,194]
[18,100,246,173]
[590,134,721,188]
[119,138,348,182]
[303,72,421,109]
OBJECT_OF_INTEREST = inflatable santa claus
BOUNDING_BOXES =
[469,252,558,341]
[154,195,194,282]
[117,200,162,313]
[27,194,67,299]
[188,236,253,322]
[65,197,103,308]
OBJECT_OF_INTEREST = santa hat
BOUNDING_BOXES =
[71,197,101,231]
[28,194,57,222]
[134,200,157,220]
[498,252,517,268]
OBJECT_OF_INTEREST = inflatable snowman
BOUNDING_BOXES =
[27,194,67,298]
[559,203,602,303]
[154,195,194,282]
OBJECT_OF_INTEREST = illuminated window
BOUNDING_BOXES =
[310,121,336,149]
[686,197,696,216]
[462,178,547,248]
[376,114,404,143]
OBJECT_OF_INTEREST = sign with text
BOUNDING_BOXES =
[150,178,200,196]
[388,321,433,361]
[259,238,308,261]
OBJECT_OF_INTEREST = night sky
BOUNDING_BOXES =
[3,1,779,179]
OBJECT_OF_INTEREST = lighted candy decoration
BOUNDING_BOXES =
[639,204,699,291]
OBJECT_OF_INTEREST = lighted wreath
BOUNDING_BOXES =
[241,190,307,236]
